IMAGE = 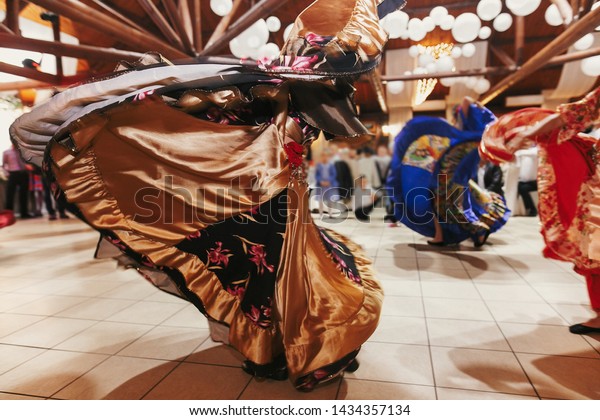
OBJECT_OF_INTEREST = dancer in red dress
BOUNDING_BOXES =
[481,86,600,334]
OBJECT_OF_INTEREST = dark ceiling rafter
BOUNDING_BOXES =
[481,5,600,105]
[199,0,292,56]
[86,0,149,34]
[23,0,188,59]
[161,0,196,55]
[0,33,146,62]
[135,0,185,51]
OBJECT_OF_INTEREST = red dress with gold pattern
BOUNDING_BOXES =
[482,87,600,310]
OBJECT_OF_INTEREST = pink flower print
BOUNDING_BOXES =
[186,230,202,240]
[207,241,232,268]
[312,369,330,381]
[226,284,246,299]
[246,305,271,328]
[305,32,326,46]
[248,244,274,275]
[262,305,271,319]
[289,55,319,70]
[133,89,155,102]
[108,237,127,251]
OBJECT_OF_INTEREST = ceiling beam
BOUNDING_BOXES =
[490,45,516,67]
[162,0,195,55]
[205,0,243,49]
[136,0,184,51]
[383,66,514,82]
[87,0,149,34]
[0,22,15,34]
[384,45,600,82]
[0,33,146,62]
[369,69,388,114]
[26,0,188,59]
[514,16,525,65]
[199,0,291,56]
[177,0,194,49]
[480,5,600,105]
[5,0,21,35]
[191,0,202,50]
[0,80,52,92]
[0,61,58,84]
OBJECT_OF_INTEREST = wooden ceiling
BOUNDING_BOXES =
[0,0,598,114]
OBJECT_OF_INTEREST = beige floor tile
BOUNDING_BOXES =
[498,323,599,358]
[419,270,470,281]
[160,305,209,329]
[436,387,538,400]
[55,321,152,354]
[369,316,428,346]
[186,339,246,367]
[380,280,422,297]
[0,293,44,312]
[0,277,41,293]
[14,279,76,296]
[417,256,465,271]
[240,377,340,400]
[0,350,107,397]
[338,379,435,400]
[381,296,424,317]
[531,285,589,305]
[7,295,89,316]
[100,282,158,300]
[118,326,209,360]
[55,356,177,400]
[143,363,250,399]
[143,290,187,304]
[0,314,45,338]
[475,284,545,303]
[427,319,511,351]
[430,347,536,395]
[377,244,416,259]
[423,298,494,321]
[106,301,186,325]
[345,342,434,386]
[0,317,96,348]
[521,271,583,285]
[551,303,597,325]
[0,392,45,400]
[421,281,481,299]
[517,353,600,399]
[487,301,566,326]
[0,344,45,375]
[373,265,420,282]
[55,297,136,321]
[375,257,418,270]
[55,280,125,298]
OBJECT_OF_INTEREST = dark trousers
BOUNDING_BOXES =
[518,180,538,215]
[42,175,66,216]
[6,170,29,215]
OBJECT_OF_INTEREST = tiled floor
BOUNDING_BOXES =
[0,212,599,400]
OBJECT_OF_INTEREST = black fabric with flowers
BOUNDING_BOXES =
[176,190,287,329]
[317,228,362,285]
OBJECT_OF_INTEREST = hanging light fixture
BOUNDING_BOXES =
[414,43,454,106]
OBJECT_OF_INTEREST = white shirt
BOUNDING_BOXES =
[515,147,538,183]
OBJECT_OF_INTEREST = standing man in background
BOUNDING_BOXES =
[2,144,31,218]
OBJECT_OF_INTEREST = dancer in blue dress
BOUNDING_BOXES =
[387,98,510,246]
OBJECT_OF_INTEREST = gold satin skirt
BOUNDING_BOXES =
[47,95,383,390]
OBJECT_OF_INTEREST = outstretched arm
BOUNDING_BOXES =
[506,113,565,153]
[556,86,600,143]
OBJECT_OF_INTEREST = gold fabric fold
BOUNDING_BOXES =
[50,98,292,364]
[283,0,387,59]
[277,179,383,381]
[48,92,383,378]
